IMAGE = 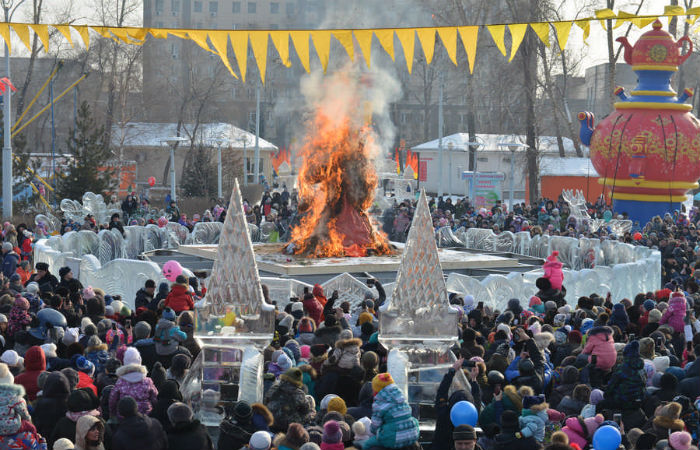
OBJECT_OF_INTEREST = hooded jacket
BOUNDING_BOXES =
[361,384,419,450]
[149,380,182,431]
[303,296,323,327]
[167,418,213,450]
[111,413,168,450]
[163,284,194,313]
[582,327,617,371]
[605,354,646,404]
[659,295,686,333]
[264,378,311,432]
[14,346,46,401]
[561,415,604,449]
[0,383,30,436]
[74,415,105,450]
[109,364,158,419]
[153,318,187,356]
[31,372,70,440]
[549,366,579,409]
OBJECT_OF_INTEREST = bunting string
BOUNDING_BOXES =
[2,5,698,83]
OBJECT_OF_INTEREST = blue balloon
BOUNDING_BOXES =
[593,425,621,450]
[450,400,478,427]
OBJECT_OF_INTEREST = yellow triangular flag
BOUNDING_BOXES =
[188,30,213,53]
[149,28,168,39]
[208,30,237,78]
[395,29,415,74]
[126,27,147,41]
[230,30,250,81]
[167,30,188,39]
[310,30,331,73]
[54,25,72,48]
[530,22,550,47]
[0,24,10,53]
[249,31,269,83]
[552,21,573,51]
[374,29,395,61]
[108,27,133,44]
[73,25,90,49]
[457,26,478,74]
[332,30,354,62]
[91,26,113,39]
[416,28,436,64]
[290,31,310,73]
[596,8,616,30]
[687,6,700,25]
[269,31,291,67]
[575,19,590,43]
[508,23,527,62]
[665,5,685,16]
[487,25,506,57]
[614,11,635,29]
[631,17,657,28]
[354,29,372,68]
[437,27,457,65]
[12,24,31,52]
[29,24,49,52]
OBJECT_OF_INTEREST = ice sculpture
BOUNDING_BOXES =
[59,192,120,225]
[562,189,632,235]
[184,180,275,421]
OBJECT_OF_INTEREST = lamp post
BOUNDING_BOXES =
[239,135,250,186]
[210,138,228,200]
[464,138,484,205]
[161,136,187,202]
[497,142,529,211]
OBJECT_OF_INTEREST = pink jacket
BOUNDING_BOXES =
[561,414,603,449]
[582,327,617,371]
[543,251,564,290]
[660,296,686,333]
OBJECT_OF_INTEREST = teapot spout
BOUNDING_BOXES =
[616,37,633,65]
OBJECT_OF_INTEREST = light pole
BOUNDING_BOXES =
[437,74,444,198]
[239,135,250,186]
[464,138,484,205]
[210,138,228,200]
[161,137,187,202]
[253,81,261,185]
[498,142,528,211]
[1,0,17,218]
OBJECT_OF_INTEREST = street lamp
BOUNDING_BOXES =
[497,141,529,211]
[463,139,484,205]
[239,135,250,186]
[210,138,229,199]
[160,136,187,202]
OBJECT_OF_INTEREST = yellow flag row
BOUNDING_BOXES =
[1,6,699,83]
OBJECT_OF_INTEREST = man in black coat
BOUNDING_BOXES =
[134,280,156,309]
[27,262,58,293]
[112,396,168,450]
[166,402,213,450]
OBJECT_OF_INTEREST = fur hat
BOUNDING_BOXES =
[669,431,692,450]
[648,309,662,323]
[358,312,374,326]
[0,362,13,384]
[327,396,347,415]
[1,350,22,368]
[523,394,546,410]
[298,317,315,333]
[320,394,338,411]
[653,402,685,431]
[284,423,309,448]
[167,402,193,425]
[249,431,272,450]
[41,343,57,359]
[372,372,394,394]
[53,438,75,450]
[323,420,342,444]
[118,396,138,417]
[280,367,303,388]
[639,337,655,360]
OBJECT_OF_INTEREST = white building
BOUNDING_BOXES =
[410,133,578,198]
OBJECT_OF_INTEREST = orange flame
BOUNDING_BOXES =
[289,112,391,258]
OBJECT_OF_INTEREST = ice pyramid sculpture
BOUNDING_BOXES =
[379,189,458,340]
[195,179,274,343]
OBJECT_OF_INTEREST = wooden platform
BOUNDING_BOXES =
[177,243,520,276]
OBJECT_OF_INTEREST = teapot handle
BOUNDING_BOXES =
[678,36,693,65]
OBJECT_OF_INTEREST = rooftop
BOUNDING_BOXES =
[412,133,577,154]
[539,156,599,177]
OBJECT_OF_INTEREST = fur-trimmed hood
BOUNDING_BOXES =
[298,364,317,379]
[588,326,613,337]
[86,343,108,354]
[533,332,554,351]
[251,402,274,426]
[0,382,25,398]
[503,385,522,411]
[116,363,147,383]
[334,338,362,350]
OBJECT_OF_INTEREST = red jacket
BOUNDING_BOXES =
[303,296,323,327]
[14,346,46,401]
[76,371,97,396]
[164,284,195,313]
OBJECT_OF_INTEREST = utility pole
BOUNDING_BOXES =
[2,1,12,218]
[254,82,261,185]
[437,74,444,198]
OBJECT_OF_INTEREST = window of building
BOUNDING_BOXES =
[155,0,164,14]
[193,1,202,12]
[232,1,240,13]
[209,1,218,13]
[285,3,294,14]
[270,2,279,13]
[171,0,180,12]
[248,2,256,13]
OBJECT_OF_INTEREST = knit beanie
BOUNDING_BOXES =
[643,299,656,311]
[589,389,604,405]
[53,438,75,450]
[123,347,142,366]
[133,321,151,340]
[358,312,374,326]
[653,356,670,373]
[0,363,13,384]
[636,433,658,450]
[372,372,394,395]
[284,423,309,448]
[67,389,94,413]
[280,367,303,388]
[669,431,692,450]
[75,356,95,377]
[623,340,640,358]
[162,307,176,321]
[249,431,272,450]
[300,345,311,360]
[648,309,662,323]
[299,443,320,450]
[118,396,138,417]
[276,353,293,372]
[232,401,253,422]
[323,420,342,444]
[338,421,351,443]
[327,397,347,415]
[320,394,338,411]
[310,344,327,357]
[167,402,194,425]
[62,328,80,346]
[568,330,582,344]
[14,296,29,310]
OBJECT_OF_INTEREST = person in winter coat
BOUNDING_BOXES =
[111,397,168,450]
[50,389,112,449]
[85,336,110,376]
[494,410,541,450]
[561,414,604,449]
[134,280,155,310]
[31,371,70,440]
[361,373,420,450]
[264,367,311,432]
[519,395,549,443]
[0,363,31,437]
[166,402,213,450]
[549,365,578,409]
[608,303,630,331]
[148,282,169,312]
[604,340,646,406]
[163,276,194,313]
[153,308,189,366]
[217,401,258,450]
[535,277,567,308]
[433,358,476,450]
[149,379,182,431]
[14,345,46,401]
[1,242,19,279]
[297,317,317,346]
[582,326,617,371]
[660,293,687,333]
[543,251,564,290]
[558,384,590,417]
[74,415,105,450]
[8,295,31,337]
[109,347,158,419]
[303,293,323,327]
